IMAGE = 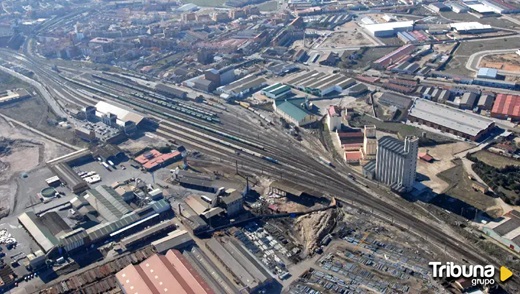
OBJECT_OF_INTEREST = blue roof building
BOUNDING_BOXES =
[273,98,318,127]
[477,68,498,79]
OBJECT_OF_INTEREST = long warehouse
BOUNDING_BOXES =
[408,98,495,141]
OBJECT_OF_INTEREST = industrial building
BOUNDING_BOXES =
[363,21,414,37]
[472,78,518,90]
[47,149,93,194]
[151,230,194,253]
[116,250,215,294]
[284,71,356,97]
[84,185,133,222]
[18,211,68,253]
[491,94,520,121]
[325,105,344,132]
[173,170,217,193]
[378,92,413,110]
[408,98,495,141]
[480,0,520,13]
[273,98,318,127]
[428,2,450,12]
[364,136,419,193]
[449,22,494,34]
[261,83,292,99]
[217,75,267,99]
[94,101,145,134]
[372,45,415,69]
[206,237,273,292]
[478,93,495,110]
[477,68,498,79]
[446,92,479,110]
[154,83,188,99]
[483,210,520,253]
[134,149,182,171]
[448,2,469,13]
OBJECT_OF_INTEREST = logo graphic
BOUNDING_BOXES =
[429,262,513,286]
[500,266,513,282]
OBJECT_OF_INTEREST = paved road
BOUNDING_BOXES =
[0,65,68,118]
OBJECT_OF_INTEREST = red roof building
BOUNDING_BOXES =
[418,152,434,162]
[491,94,520,121]
[135,149,182,171]
[116,250,215,294]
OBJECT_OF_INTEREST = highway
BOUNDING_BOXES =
[0,15,514,282]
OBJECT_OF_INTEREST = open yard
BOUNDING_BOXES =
[437,161,502,218]
[320,31,375,49]
[480,53,520,72]
[416,142,473,193]
[444,38,520,76]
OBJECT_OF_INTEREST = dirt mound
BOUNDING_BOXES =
[293,209,336,255]
[0,137,15,156]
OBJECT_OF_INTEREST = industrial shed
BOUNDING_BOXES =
[50,162,89,194]
[154,83,188,99]
[364,21,414,37]
[95,101,145,127]
[483,210,520,253]
[84,185,133,222]
[206,237,272,292]
[378,92,413,110]
[217,75,267,99]
[408,98,494,141]
[152,230,194,253]
[18,212,69,253]
[284,71,355,97]
[273,98,318,127]
[261,83,292,99]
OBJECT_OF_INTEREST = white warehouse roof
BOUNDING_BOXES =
[408,98,494,137]
[95,101,144,125]
[449,22,492,31]
[364,21,414,34]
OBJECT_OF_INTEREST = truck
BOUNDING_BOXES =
[107,160,116,169]
[101,162,112,171]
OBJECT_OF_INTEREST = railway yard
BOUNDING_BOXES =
[0,0,520,293]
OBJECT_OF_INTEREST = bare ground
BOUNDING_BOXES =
[0,116,72,213]
[417,142,473,193]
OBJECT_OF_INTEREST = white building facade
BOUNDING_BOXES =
[375,136,418,192]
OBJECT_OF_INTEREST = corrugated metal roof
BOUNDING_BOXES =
[18,212,57,252]
[276,99,312,122]
[84,185,132,222]
[95,101,144,125]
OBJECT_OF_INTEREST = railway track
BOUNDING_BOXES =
[0,47,506,272]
